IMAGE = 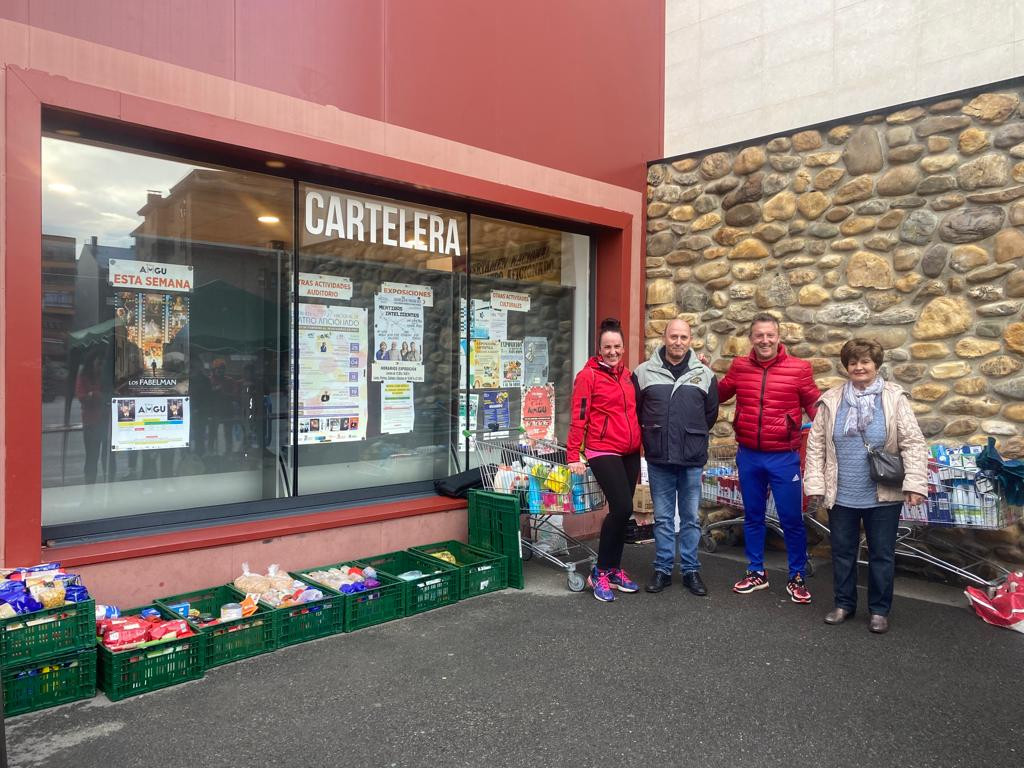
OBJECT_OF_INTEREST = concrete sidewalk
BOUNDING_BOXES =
[7,541,1020,768]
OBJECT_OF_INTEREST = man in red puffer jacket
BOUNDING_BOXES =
[718,313,820,604]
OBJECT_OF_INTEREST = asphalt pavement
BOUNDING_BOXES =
[6,541,1020,768]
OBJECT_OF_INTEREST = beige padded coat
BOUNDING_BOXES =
[803,381,929,509]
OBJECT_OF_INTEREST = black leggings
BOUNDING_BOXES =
[588,452,641,570]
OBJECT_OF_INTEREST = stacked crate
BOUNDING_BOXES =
[1,599,97,716]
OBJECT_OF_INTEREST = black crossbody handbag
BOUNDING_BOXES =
[858,424,905,486]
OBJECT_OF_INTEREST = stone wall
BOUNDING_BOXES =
[646,82,1024,568]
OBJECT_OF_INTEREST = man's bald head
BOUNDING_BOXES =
[663,318,692,364]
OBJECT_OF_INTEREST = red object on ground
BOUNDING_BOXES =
[965,572,1024,633]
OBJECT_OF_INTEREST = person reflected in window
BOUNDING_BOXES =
[76,351,106,484]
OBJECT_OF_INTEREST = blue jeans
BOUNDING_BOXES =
[736,446,807,579]
[829,503,901,616]
[647,462,703,575]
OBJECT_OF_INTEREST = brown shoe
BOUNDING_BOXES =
[869,614,889,634]
[824,607,852,625]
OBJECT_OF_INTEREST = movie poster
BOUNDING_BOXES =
[111,396,190,451]
[297,304,368,444]
[110,259,191,397]
[521,384,555,441]
[371,294,425,382]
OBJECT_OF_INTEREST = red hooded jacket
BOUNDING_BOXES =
[717,344,820,452]
[566,356,641,463]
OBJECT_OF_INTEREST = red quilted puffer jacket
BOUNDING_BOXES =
[717,344,820,452]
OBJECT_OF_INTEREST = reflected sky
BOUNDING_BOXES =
[42,138,203,250]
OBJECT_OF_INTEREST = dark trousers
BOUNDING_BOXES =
[588,452,641,570]
[828,503,902,616]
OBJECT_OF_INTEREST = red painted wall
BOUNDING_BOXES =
[0,0,663,188]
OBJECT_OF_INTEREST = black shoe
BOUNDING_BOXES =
[682,571,708,596]
[645,571,672,593]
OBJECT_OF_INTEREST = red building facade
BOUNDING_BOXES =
[0,2,663,604]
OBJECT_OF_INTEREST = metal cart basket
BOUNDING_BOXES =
[473,431,605,592]
[702,441,1018,588]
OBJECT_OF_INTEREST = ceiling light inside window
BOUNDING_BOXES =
[55,129,80,137]
[257,215,280,224]
[265,160,286,169]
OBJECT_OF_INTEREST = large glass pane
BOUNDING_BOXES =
[42,137,293,529]
[296,184,466,494]
[466,216,590,451]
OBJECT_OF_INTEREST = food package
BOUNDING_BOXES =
[265,564,295,592]
[29,581,66,609]
[233,562,271,594]
[430,550,458,565]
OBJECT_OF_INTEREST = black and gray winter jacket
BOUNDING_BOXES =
[632,348,719,467]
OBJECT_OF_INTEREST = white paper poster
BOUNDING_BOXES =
[381,381,415,434]
[111,396,189,451]
[459,392,480,448]
[524,337,549,386]
[490,289,531,312]
[297,304,368,444]
[500,340,524,388]
[108,259,193,293]
[381,282,433,307]
[489,306,508,341]
[298,273,353,301]
[372,294,425,381]
[470,299,491,340]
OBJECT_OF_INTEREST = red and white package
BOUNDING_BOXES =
[965,571,1024,634]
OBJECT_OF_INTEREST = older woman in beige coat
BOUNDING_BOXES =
[804,338,928,634]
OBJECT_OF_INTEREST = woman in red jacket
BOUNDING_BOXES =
[566,318,642,602]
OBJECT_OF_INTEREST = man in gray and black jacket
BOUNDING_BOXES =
[633,319,719,596]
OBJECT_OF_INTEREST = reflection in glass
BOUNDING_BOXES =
[296,184,466,494]
[42,137,293,528]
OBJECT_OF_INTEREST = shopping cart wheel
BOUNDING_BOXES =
[567,571,586,592]
[701,532,718,553]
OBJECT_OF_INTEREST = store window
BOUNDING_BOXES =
[464,216,590,453]
[41,137,293,530]
[40,131,590,538]
[296,184,466,494]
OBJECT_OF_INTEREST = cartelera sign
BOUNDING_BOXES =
[304,189,462,257]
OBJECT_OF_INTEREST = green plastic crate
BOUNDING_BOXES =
[0,599,96,668]
[260,577,344,648]
[97,603,204,702]
[3,647,96,716]
[411,540,508,598]
[468,490,524,589]
[357,550,459,616]
[156,585,275,667]
[296,562,405,632]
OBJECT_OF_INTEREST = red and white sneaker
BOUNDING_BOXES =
[786,574,812,604]
[733,570,770,594]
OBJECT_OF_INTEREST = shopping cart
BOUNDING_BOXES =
[699,442,815,574]
[875,455,1018,587]
[472,430,604,592]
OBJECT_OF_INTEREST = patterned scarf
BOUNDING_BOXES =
[842,377,884,437]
